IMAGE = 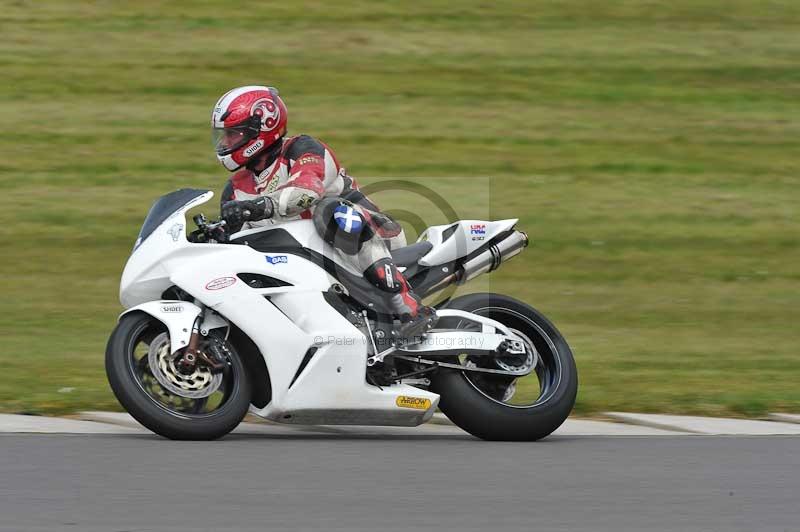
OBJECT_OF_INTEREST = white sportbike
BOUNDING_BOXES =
[106,189,577,440]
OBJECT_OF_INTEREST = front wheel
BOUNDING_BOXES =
[430,293,578,441]
[105,312,252,440]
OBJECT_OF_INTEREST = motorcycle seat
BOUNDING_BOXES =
[390,241,433,267]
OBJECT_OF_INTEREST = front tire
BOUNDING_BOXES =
[430,293,578,441]
[105,312,252,440]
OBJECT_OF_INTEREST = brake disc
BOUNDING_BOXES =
[147,333,222,399]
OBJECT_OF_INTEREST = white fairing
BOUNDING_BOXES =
[119,191,438,426]
[418,219,519,266]
[120,301,203,355]
[119,301,230,355]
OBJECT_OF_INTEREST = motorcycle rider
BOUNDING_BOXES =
[212,85,435,344]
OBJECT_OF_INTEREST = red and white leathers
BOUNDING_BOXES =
[223,135,343,218]
[220,135,415,303]
[214,86,429,324]
[221,134,405,244]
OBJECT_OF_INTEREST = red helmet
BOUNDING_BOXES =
[211,86,288,171]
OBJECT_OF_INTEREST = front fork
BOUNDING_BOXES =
[118,301,230,373]
[175,309,228,374]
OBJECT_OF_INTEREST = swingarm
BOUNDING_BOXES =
[369,309,538,377]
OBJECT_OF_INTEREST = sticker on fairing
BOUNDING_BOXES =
[265,255,288,265]
[205,276,237,290]
[396,396,432,410]
[470,224,486,235]
[470,223,487,241]
[167,223,184,242]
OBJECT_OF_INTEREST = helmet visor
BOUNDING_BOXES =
[212,124,259,156]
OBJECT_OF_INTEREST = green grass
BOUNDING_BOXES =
[0,0,798,416]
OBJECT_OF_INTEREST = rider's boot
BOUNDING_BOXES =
[364,258,437,346]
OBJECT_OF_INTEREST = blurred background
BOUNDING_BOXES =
[0,0,797,417]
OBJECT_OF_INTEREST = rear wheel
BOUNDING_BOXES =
[105,312,251,440]
[430,293,577,441]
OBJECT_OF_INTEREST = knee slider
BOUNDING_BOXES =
[313,197,373,255]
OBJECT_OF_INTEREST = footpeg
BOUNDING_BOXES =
[393,311,437,347]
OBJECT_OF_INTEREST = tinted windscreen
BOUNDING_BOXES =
[135,189,210,249]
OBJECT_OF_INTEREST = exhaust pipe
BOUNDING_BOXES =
[422,230,529,295]
[459,230,529,284]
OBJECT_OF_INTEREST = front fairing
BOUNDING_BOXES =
[120,189,214,307]
[119,189,337,309]
[132,189,212,252]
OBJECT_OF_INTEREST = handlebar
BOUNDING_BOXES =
[190,213,229,243]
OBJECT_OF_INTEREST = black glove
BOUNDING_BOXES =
[220,198,273,231]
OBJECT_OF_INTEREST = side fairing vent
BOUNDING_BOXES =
[237,273,292,289]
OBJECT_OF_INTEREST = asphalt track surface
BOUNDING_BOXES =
[1,432,798,532]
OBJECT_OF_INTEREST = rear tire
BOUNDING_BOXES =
[105,312,252,440]
[430,293,577,441]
